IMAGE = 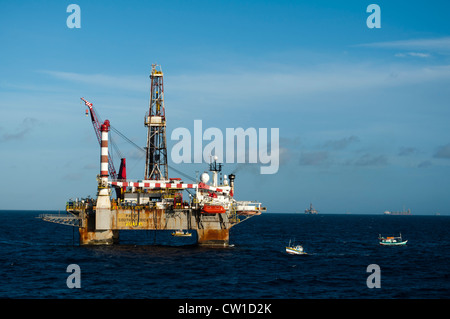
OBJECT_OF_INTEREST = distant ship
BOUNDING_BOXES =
[384,208,411,215]
[305,203,318,214]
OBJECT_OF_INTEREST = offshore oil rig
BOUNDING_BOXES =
[39,64,265,246]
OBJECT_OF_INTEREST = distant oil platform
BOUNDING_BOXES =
[305,203,318,214]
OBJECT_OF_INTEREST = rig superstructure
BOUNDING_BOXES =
[39,64,265,246]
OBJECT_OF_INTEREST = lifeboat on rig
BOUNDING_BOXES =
[201,205,226,214]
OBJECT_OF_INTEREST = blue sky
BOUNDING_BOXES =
[1,0,450,214]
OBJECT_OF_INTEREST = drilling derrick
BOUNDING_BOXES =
[144,64,168,180]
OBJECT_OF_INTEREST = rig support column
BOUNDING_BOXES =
[79,119,118,245]
[96,120,113,231]
[197,229,230,247]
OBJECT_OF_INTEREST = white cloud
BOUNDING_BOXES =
[39,62,450,111]
[395,52,431,58]
[168,64,450,100]
[356,37,450,51]
[322,136,360,150]
[39,70,147,92]
[434,143,450,159]
[346,153,388,167]
[0,117,38,142]
[299,151,329,166]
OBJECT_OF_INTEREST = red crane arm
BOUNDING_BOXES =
[81,97,102,145]
[80,97,118,179]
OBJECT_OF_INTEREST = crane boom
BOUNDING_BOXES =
[81,97,102,146]
[81,97,118,180]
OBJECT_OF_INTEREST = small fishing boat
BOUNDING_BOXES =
[378,233,407,246]
[172,230,192,237]
[286,240,307,255]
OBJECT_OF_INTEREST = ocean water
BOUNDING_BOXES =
[0,211,449,299]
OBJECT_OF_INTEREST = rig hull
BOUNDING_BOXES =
[70,205,237,247]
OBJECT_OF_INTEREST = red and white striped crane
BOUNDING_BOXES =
[81,97,126,183]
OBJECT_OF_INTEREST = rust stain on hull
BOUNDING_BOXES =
[197,229,230,247]
[79,228,119,245]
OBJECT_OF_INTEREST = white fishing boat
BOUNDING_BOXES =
[285,240,307,255]
[378,233,407,246]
